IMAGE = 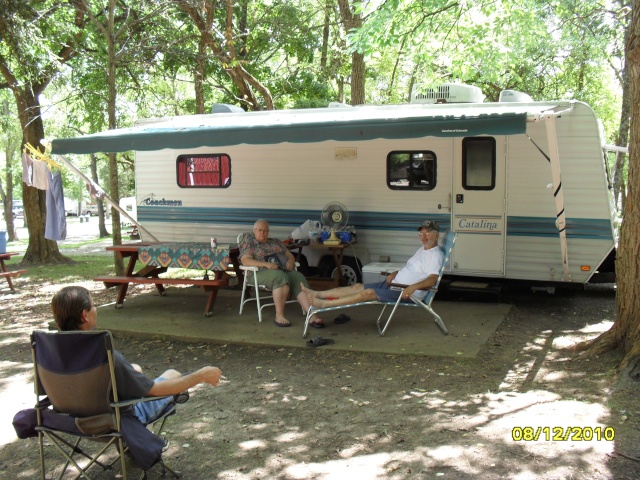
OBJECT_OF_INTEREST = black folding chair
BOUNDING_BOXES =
[20,330,181,479]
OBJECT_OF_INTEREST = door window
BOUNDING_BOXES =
[462,137,495,190]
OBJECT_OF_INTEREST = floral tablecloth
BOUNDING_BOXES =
[138,243,230,271]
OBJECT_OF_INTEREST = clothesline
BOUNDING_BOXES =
[21,143,158,242]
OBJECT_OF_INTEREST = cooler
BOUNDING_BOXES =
[362,262,405,285]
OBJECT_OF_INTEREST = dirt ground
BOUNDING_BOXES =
[1,268,640,479]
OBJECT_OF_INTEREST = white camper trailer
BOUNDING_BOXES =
[51,86,618,286]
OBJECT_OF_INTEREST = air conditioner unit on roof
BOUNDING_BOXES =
[410,83,485,104]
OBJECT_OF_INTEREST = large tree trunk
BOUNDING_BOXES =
[615,11,632,210]
[574,0,640,374]
[14,89,70,265]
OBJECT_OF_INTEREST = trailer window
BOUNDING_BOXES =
[387,151,436,190]
[177,154,231,188]
[462,137,495,190]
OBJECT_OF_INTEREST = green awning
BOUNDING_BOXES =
[51,106,532,155]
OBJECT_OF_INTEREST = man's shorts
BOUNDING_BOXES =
[133,377,175,425]
[364,279,412,303]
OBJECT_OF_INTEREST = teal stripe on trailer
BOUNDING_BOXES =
[137,206,450,232]
[507,216,614,241]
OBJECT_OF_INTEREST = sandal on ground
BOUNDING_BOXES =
[306,336,335,348]
[273,319,291,327]
[310,320,326,329]
[334,314,351,324]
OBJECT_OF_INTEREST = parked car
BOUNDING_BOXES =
[12,200,23,218]
[82,202,109,217]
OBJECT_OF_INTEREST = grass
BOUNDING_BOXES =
[10,255,116,283]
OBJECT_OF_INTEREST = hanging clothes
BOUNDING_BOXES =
[21,153,33,186]
[86,179,106,199]
[31,161,49,190]
[45,170,67,241]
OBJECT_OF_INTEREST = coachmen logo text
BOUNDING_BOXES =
[140,194,182,207]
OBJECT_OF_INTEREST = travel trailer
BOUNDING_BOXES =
[51,84,619,286]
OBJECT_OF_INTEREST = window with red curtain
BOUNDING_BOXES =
[177,154,231,188]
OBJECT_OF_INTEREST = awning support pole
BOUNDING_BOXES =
[543,115,571,282]
[54,154,159,242]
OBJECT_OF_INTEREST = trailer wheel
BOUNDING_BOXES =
[331,257,362,286]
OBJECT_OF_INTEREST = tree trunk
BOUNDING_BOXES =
[575,0,640,374]
[615,11,632,208]
[320,0,330,69]
[90,154,110,238]
[1,140,18,242]
[107,0,123,275]
[337,0,365,105]
[195,35,206,114]
[14,89,69,265]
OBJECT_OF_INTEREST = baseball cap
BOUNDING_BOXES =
[416,220,439,232]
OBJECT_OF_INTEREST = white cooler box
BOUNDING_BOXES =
[362,262,406,285]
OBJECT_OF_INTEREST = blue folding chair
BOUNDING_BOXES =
[303,230,457,338]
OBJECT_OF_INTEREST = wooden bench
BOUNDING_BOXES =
[0,269,28,292]
[93,275,230,317]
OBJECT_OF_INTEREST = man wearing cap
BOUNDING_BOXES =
[303,220,444,308]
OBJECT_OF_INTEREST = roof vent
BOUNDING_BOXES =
[410,83,485,104]
[498,90,533,102]
[211,103,245,114]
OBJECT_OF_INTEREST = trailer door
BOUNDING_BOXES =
[451,136,506,275]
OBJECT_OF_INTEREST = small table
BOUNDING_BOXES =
[0,252,27,292]
[288,243,348,289]
[95,242,242,316]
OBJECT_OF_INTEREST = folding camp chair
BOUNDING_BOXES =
[237,232,301,322]
[302,230,457,338]
[22,330,181,480]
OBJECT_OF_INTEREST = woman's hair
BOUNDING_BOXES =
[51,286,93,331]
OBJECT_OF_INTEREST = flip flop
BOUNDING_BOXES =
[310,321,326,329]
[334,314,351,324]
[306,336,335,348]
[273,319,291,327]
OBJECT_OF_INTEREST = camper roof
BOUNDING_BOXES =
[50,102,570,155]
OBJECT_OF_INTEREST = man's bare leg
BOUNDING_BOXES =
[296,291,325,325]
[308,288,378,308]
[301,283,365,299]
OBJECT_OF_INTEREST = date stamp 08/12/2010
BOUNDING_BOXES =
[511,426,615,442]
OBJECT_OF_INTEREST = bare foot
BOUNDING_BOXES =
[300,283,318,298]
[309,296,328,309]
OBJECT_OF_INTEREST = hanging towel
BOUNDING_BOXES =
[21,153,33,186]
[45,170,67,241]
[86,180,106,199]
[31,161,49,190]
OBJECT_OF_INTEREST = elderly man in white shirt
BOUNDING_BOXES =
[303,220,444,308]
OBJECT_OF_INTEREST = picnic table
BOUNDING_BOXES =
[94,242,242,317]
[0,252,27,293]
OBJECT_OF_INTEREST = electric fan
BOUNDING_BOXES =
[320,202,349,245]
